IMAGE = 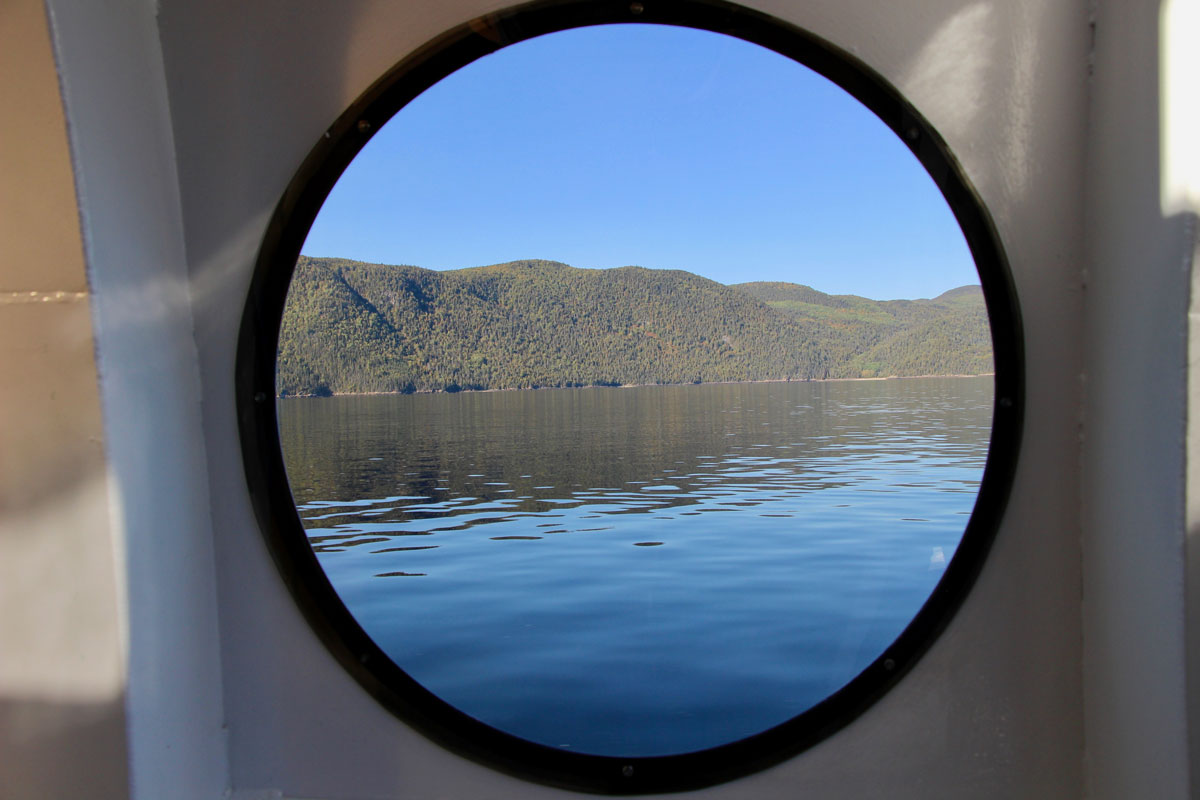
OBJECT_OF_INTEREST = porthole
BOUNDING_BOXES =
[237,0,1023,794]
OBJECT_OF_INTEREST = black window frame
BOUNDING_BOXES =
[236,0,1024,793]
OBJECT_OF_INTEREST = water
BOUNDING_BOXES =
[279,377,992,756]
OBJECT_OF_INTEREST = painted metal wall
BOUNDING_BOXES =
[153,1,1088,796]
[1083,0,1197,797]
[5,0,1194,796]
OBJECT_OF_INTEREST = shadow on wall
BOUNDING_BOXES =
[0,1,130,798]
[1082,1,1200,799]
[0,302,129,799]
[0,697,130,799]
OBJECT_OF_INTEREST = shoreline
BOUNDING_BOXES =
[278,372,995,399]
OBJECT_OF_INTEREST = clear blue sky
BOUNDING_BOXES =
[302,24,977,300]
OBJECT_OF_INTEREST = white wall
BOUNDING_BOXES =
[25,0,1199,797]
[1080,0,1199,798]
[43,0,228,798]
[0,3,128,797]
[154,0,1088,797]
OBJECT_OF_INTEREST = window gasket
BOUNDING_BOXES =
[236,0,1025,793]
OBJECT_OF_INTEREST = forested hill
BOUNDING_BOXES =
[276,257,992,396]
[733,281,993,380]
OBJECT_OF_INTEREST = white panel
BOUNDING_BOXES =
[1081,1,1195,798]
[87,0,1095,796]
[44,0,230,797]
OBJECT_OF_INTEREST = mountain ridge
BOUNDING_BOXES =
[277,257,992,396]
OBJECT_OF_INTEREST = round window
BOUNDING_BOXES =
[238,1,1022,793]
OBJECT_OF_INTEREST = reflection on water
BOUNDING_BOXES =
[280,377,992,756]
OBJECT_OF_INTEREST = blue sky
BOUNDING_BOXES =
[302,24,977,300]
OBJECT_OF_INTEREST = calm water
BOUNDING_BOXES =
[279,377,992,756]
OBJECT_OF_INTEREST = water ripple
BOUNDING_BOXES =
[282,377,993,756]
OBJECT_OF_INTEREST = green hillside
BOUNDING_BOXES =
[276,257,992,396]
[733,281,992,378]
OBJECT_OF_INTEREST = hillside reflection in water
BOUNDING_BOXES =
[279,377,992,756]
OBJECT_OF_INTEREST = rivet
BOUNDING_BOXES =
[998,396,1013,409]
[254,391,267,403]
[883,658,896,671]
[622,764,635,778]
[629,2,644,14]
[905,126,920,142]
[357,119,372,134]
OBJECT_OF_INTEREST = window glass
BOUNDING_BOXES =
[275,23,993,759]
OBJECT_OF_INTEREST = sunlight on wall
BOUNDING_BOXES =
[899,3,993,151]
[999,3,1040,203]
[1161,0,1200,217]
[0,475,124,703]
